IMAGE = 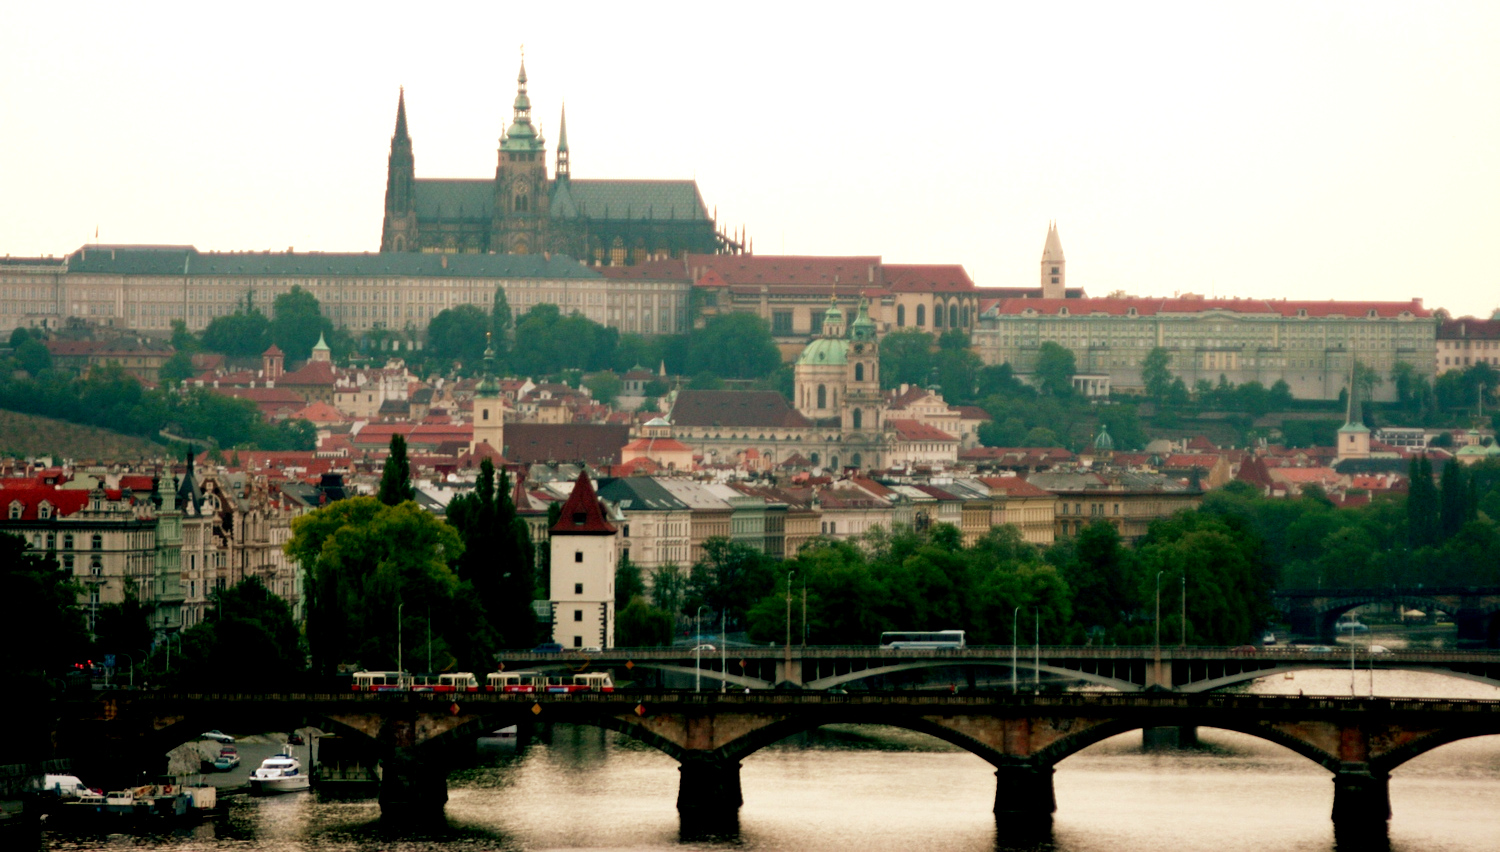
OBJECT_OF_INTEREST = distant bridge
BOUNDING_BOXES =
[57,690,1500,829]
[495,645,1500,692]
[1273,587,1500,647]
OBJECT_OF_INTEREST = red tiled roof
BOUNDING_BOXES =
[550,470,616,535]
[1163,454,1222,469]
[670,390,812,429]
[1438,318,1500,340]
[685,254,884,291]
[118,475,155,492]
[979,477,1053,498]
[890,419,957,442]
[280,360,337,386]
[883,264,976,293]
[955,406,992,422]
[505,424,629,465]
[990,296,1429,319]
[621,437,693,453]
[0,485,91,519]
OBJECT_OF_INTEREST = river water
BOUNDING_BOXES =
[34,669,1500,852]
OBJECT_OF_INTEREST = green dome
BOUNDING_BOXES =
[797,337,848,366]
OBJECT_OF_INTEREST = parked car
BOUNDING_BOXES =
[1262,631,1277,646]
[1368,645,1391,654]
[531,642,564,653]
[201,729,235,744]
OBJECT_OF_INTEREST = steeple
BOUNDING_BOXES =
[394,86,409,140]
[500,52,544,152]
[556,102,570,181]
[1337,361,1371,460]
[471,332,504,454]
[821,295,845,339]
[1041,221,1066,299]
[381,87,418,251]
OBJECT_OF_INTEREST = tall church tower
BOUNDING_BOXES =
[380,88,419,252]
[1041,221,1066,299]
[841,298,886,470]
[471,336,505,454]
[1337,363,1371,461]
[492,55,550,255]
[549,470,618,649]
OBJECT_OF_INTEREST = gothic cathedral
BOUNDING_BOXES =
[381,57,743,264]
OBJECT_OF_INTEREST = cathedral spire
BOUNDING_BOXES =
[501,50,542,150]
[394,86,409,140]
[556,102,570,181]
[1041,221,1066,299]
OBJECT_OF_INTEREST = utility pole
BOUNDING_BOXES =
[1011,605,1019,694]
[1180,573,1187,648]
[784,570,794,685]
[397,602,404,676]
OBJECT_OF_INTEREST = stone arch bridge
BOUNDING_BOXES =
[1273,586,1500,647]
[56,690,1500,828]
[497,646,1500,693]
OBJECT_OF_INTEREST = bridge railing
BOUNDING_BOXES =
[493,645,1500,661]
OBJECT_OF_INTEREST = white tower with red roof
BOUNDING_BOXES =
[548,470,619,649]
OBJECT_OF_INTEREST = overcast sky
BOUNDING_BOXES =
[3,2,1496,318]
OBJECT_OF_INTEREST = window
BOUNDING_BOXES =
[38,503,51,520]
[897,305,906,326]
[817,385,827,408]
[854,363,864,382]
[573,635,583,648]
[6,502,19,520]
[91,534,102,550]
[575,582,583,594]
[916,305,926,326]
[950,305,959,327]
[852,408,863,429]
[574,609,583,622]
[46,533,55,551]
[574,550,584,562]
[772,311,793,336]
[63,533,74,550]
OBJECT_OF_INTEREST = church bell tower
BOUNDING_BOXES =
[381,88,418,252]
[492,53,550,255]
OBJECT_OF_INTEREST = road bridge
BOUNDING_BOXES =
[1273,587,1500,647]
[56,690,1500,829]
[496,646,1500,692]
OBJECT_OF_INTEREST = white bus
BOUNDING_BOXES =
[879,631,967,650]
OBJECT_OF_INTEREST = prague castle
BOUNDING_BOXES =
[380,57,741,263]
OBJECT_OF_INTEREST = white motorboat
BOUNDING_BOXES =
[249,754,310,793]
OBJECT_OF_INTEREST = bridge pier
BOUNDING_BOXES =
[1455,601,1488,649]
[378,747,448,821]
[992,761,1055,818]
[677,753,742,817]
[1331,763,1389,825]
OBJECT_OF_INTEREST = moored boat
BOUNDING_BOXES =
[250,754,310,793]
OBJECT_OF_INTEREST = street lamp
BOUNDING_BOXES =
[110,651,135,689]
[696,605,709,693]
[1180,573,1187,648]
[1034,607,1040,693]
[783,570,794,686]
[397,602,404,676]
[1011,605,1020,694]
[1154,570,1164,688]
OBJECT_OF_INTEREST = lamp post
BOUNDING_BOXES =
[784,570,794,686]
[113,651,135,689]
[1011,605,1020,694]
[721,608,727,694]
[1034,607,1040,693]
[397,602,404,676]
[163,632,182,675]
[1153,570,1164,688]
[1180,573,1187,648]
[696,605,708,693]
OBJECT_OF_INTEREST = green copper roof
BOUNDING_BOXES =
[796,337,848,366]
[312,333,330,352]
[850,298,875,341]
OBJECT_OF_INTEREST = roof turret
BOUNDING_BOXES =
[475,332,500,398]
[550,469,616,535]
[1042,221,1065,262]
[501,53,545,153]
[850,296,876,341]
[1093,423,1114,452]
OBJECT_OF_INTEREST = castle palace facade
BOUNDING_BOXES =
[380,59,741,264]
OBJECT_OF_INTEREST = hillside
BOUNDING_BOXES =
[0,409,167,463]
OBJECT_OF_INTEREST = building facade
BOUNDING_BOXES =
[1436,318,1500,375]
[974,295,1435,402]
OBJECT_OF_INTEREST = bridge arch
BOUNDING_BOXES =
[1368,723,1500,775]
[1031,716,1344,774]
[142,701,382,759]
[807,661,1140,692]
[1316,595,1461,633]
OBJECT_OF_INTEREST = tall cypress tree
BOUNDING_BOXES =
[1407,454,1440,550]
[447,459,536,648]
[1439,458,1468,539]
[377,434,416,505]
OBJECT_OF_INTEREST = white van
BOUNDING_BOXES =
[43,774,91,798]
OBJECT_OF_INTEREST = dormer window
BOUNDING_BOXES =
[1367,309,1377,318]
[1127,307,1138,317]
[1297,309,1308,318]
[37,502,51,520]
[7,501,20,520]
[573,512,586,525]
[1058,307,1068,316]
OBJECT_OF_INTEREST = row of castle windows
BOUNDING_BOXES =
[895,304,970,329]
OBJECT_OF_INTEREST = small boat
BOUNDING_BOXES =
[250,754,310,793]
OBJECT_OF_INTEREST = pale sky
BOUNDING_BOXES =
[3,2,1497,318]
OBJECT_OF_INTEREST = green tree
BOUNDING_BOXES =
[0,531,88,706]
[688,538,776,629]
[378,434,416,505]
[1407,455,1440,549]
[202,307,270,358]
[1141,347,1173,403]
[159,350,196,385]
[153,576,304,688]
[445,458,536,651]
[1061,521,1141,634]
[650,563,689,615]
[689,313,781,380]
[615,555,646,612]
[585,371,623,406]
[14,339,51,377]
[271,286,333,362]
[170,319,199,353]
[878,329,934,389]
[425,304,490,369]
[287,497,470,675]
[490,287,513,365]
[1439,458,1470,540]
[1034,342,1076,397]
[615,597,674,647]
